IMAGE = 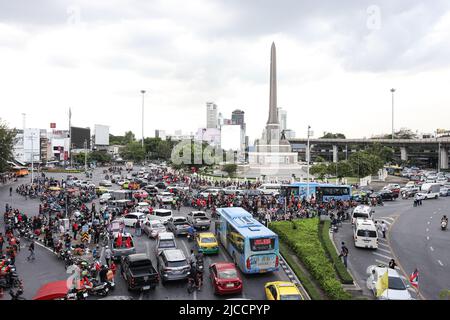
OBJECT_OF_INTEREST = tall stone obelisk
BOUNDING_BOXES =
[266,42,280,145]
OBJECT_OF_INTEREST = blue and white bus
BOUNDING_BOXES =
[216,207,279,274]
[281,182,352,202]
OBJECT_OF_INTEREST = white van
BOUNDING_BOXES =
[147,209,173,224]
[353,219,378,249]
[417,183,440,199]
[351,205,374,225]
[257,183,281,196]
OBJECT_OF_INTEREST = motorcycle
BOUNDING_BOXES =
[441,220,448,231]
[86,280,109,297]
[9,287,26,300]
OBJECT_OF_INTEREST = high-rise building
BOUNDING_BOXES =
[155,130,166,140]
[206,102,218,128]
[232,110,245,129]
[278,108,287,131]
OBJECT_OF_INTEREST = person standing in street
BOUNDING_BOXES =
[0,233,4,254]
[339,242,349,268]
[380,221,388,239]
[9,187,12,196]
[104,246,112,267]
[27,241,35,261]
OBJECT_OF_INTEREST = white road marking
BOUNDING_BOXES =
[377,247,392,254]
[34,241,54,253]
[430,216,433,219]
[383,220,391,225]
[426,228,429,232]
[378,242,390,248]
[427,221,431,225]
[193,290,198,300]
[375,259,389,265]
[373,252,393,260]
[139,292,144,300]
[427,236,430,240]
[438,260,444,266]
[430,247,434,252]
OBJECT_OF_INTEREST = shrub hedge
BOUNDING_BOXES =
[319,220,354,284]
[270,219,351,300]
[278,241,323,300]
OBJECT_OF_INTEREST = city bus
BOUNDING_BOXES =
[216,207,279,274]
[281,182,352,202]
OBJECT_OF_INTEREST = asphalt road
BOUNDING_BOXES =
[389,196,450,300]
[333,197,450,300]
[0,167,294,300]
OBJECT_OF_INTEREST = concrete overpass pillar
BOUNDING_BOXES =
[400,147,408,162]
[441,147,449,170]
[332,145,338,163]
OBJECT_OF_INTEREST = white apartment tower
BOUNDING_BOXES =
[206,102,218,129]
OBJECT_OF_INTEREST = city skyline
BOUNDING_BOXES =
[1,1,450,142]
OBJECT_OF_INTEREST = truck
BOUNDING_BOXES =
[125,161,133,171]
[120,253,159,291]
[417,183,440,199]
[187,211,211,230]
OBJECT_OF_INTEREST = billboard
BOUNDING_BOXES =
[23,128,40,163]
[70,126,91,149]
[94,124,110,146]
[220,125,242,151]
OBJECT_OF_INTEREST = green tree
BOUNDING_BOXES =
[320,132,346,139]
[315,156,326,163]
[349,151,384,178]
[123,131,136,144]
[90,150,112,163]
[310,163,328,180]
[120,141,145,161]
[109,134,125,145]
[222,164,237,177]
[0,120,16,173]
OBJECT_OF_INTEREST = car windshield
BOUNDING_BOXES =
[280,294,302,300]
[174,220,187,225]
[218,269,238,279]
[152,223,165,228]
[201,237,216,243]
[388,277,406,290]
[159,239,176,248]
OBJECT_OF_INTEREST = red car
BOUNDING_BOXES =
[209,262,243,295]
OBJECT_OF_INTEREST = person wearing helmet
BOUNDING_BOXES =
[442,215,448,224]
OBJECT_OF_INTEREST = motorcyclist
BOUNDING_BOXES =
[187,261,199,291]
[441,215,448,224]
[187,225,196,241]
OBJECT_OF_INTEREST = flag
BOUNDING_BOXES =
[409,269,419,288]
[116,232,123,247]
[376,270,389,297]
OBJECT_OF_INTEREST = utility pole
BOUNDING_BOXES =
[391,88,395,141]
[306,125,312,200]
[31,133,34,184]
[141,90,146,150]
[84,139,88,172]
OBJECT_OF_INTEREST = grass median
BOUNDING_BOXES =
[279,241,323,300]
[270,219,352,300]
[319,220,354,284]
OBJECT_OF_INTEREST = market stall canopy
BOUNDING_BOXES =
[32,280,69,300]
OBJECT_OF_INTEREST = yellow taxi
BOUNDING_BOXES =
[195,232,219,255]
[265,281,303,300]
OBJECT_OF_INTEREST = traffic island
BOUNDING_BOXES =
[270,219,352,300]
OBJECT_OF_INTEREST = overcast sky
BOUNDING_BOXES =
[1,0,450,142]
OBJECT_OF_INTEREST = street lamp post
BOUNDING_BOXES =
[306,126,312,200]
[391,88,395,141]
[141,90,146,150]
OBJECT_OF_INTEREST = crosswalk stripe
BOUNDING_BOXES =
[377,247,391,254]
[373,252,393,260]
[375,259,389,265]
[378,242,389,248]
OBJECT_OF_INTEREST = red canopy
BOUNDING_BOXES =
[32,280,69,300]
